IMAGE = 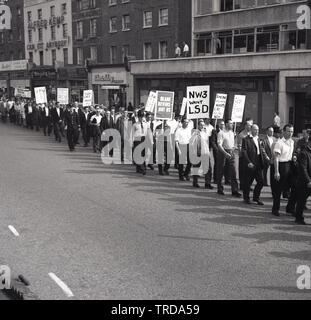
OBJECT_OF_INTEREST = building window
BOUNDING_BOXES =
[62,3,67,15]
[90,19,97,37]
[77,48,84,65]
[10,52,14,60]
[38,9,42,20]
[91,46,97,62]
[159,8,168,26]
[76,21,83,39]
[256,25,279,52]
[27,11,32,22]
[63,48,68,65]
[110,17,117,32]
[63,24,68,38]
[90,0,96,8]
[29,52,33,63]
[195,0,213,15]
[51,26,56,40]
[52,49,57,66]
[109,0,117,5]
[144,42,152,60]
[28,30,33,43]
[159,41,168,58]
[143,11,152,28]
[122,15,130,31]
[110,46,117,64]
[38,28,43,42]
[8,31,13,42]
[17,7,21,17]
[77,0,82,11]
[39,51,44,66]
[18,28,22,41]
[122,45,129,61]
[233,29,255,53]
[0,33,4,44]
[50,6,55,17]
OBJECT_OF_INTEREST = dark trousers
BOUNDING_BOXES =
[133,138,146,173]
[239,156,245,190]
[93,126,101,152]
[243,158,264,201]
[53,122,62,142]
[81,125,90,145]
[42,118,52,136]
[296,186,311,222]
[178,144,191,178]
[67,128,78,151]
[270,162,297,213]
[217,150,238,193]
[263,165,269,186]
[158,140,171,173]
[26,114,33,129]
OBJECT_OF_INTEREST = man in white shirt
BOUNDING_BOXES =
[262,126,277,186]
[273,112,281,132]
[182,42,190,57]
[271,124,297,216]
[216,119,241,197]
[90,107,103,153]
[175,118,192,181]
[175,43,181,58]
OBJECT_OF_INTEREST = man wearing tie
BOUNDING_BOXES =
[262,126,277,186]
[51,103,63,143]
[79,106,91,147]
[242,124,269,205]
[64,105,80,152]
[41,103,52,136]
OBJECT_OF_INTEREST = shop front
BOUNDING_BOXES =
[0,60,30,98]
[30,66,57,100]
[134,71,278,130]
[88,64,129,110]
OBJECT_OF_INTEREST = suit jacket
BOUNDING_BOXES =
[78,109,90,128]
[100,116,114,132]
[51,108,64,123]
[242,136,269,170]
[64,111,80,130]
[41,107,51,120]
[262,135,277,165]
[298,144,311,187]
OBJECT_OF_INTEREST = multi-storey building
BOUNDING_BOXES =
[0,0,28,97]
[72,0,192,108]
[131,0,311,133]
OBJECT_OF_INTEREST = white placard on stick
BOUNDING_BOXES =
[212,93,227,120]
[83,90,94,107]
[57,88,69,105]
[179,98,187,116]
[14,88,31,98]
[34,87,47,104]
[145,91,157,113]
[231,95,246,123]
[187,86,210,120]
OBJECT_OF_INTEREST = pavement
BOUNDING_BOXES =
[0,122,311,300]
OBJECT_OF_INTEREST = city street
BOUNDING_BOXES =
[0,123,311,300]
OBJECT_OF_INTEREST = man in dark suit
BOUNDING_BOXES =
[295,141,311,225]
[41,103,52,136]
[51,103,64,143]
[79,106,91,147]
[242,124,269,205]
[101,110,115,156]
[262,126,277,186]
[64,105,80,151]
[25,102,34,130]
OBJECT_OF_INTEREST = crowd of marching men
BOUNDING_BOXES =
[1,96,311,226]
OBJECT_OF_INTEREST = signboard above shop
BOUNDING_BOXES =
[0,60,28,72]
[91,67,128,86]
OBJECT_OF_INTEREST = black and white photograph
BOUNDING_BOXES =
[0,0,311,307]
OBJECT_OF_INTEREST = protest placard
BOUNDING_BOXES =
[83,90,94,107]
[187,86,210,120]
[57,88,69,105]
[145,91,157,113]
[154,91,174,120]
[179,98,187,116]
[212,93,227,120]
[14,88,31,98]
[34,87,47,104]
[231,95,246,123]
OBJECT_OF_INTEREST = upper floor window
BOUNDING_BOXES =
[144,42,152,60]
[110,46,117,64]
[143,11,152,28]
[159,41,168,58]
[62,3,67,15]
[159,8,168,26]
[122,15,130,31]
[27,11,32,22]
[28,29,33,43]
[63,23,68,38]
[38,9,42,20]
[109,0,117,5]
[76,21,83,38]
[90,19,97,37]
[110,17,117,32]
[77,0,83,11]
[17,7,21,17]
[38,28,43,42]
[90,0,96,8]
[50,6,55,17]
[51,26,56,40]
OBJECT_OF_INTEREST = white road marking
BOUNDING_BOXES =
[48,273,74,298]
[8,225,19,237]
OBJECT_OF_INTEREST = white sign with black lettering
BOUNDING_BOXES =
[57,88,69,105]
[212,93,227,120]
[34,87,47,104]
[145,91,157,113]
[83,90,94,107]
[231,95,246,123]
[187,86,210,120]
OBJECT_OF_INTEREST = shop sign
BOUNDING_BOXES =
[92,71,126,85]
[0,60,28,72]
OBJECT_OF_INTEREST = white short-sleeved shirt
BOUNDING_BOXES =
[273,137,294,162]
[90,115,102,126]
[175,127,192,145]
[217,129,235,150]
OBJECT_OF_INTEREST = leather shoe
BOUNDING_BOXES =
[253,199,264,206]
[232,192,242,198]
[286,209,296,216]
[179,176,186,181]
[244,199,251,204]
[193,184,200,188]
[272,211,280,216]
[217,190,225,195]
[295,219,307,225]
[205,184,214,190]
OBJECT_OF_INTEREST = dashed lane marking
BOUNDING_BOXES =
[8,225,19,237]
[48,273,74,298]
